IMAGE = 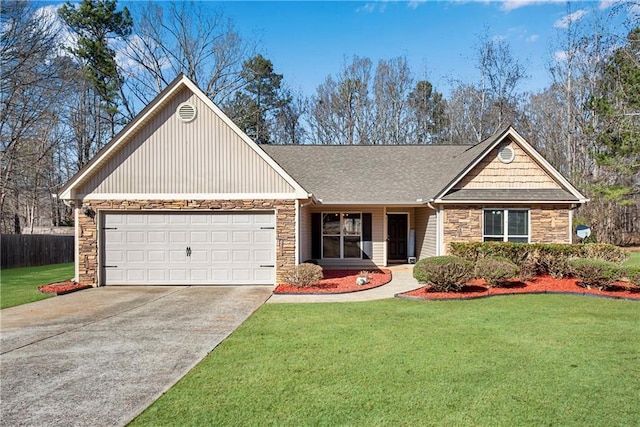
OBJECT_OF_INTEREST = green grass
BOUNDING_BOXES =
[0,263,74,309]
[131,296,640,426]
[623,251,640,268]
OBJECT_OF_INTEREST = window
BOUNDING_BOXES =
[483,209,529,243]
[322,213,362,258]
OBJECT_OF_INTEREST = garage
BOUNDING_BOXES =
[102,212,275,285]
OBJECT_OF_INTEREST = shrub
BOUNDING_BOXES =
[623,267,640,287]
[580,244,628,263]
[449,242,627,278]
[282,263,323,287]
[568,258,620,290]
[413,256,474,292]
[475,257,519,287]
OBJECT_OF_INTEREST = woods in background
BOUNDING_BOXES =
[1,0,638,244]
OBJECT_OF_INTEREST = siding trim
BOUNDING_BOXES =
[434,127,589,204]
[60,75,309,200]
[79,193,301,201]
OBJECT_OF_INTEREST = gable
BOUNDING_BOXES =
[73,85,298,198]
[454,138,561,190]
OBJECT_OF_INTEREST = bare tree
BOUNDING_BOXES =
[122,1,253,111]
[1,0,70,232]
[447,31,528,144]
[373,56,413,144]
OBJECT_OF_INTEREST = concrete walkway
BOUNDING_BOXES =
[0,285,272,427]
[267,264,420,303]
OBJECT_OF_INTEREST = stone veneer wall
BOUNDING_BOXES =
[442,205,571,253]
[76,199,296,286]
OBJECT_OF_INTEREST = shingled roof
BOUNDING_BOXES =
[261,137,495,204]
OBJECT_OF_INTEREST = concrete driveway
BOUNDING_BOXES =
[0,285,272,427]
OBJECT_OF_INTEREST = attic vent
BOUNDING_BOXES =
[177,102,197,123]
[498,145,515,164]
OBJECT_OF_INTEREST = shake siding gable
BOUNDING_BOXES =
[455,139,560,190]
[77,87,295,197]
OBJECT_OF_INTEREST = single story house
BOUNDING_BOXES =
[59,74,588,286]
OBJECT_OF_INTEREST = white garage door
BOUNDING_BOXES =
[102,212,275,285]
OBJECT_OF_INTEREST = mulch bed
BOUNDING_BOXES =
[38,280,93,295]
[398,276,640,301]
[274,269,392,294]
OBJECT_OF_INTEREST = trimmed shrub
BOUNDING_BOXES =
[449,242,627,278]
[623,267,640,287]
[568,258,620,290]
[413,256,474,292]
[282,263,323,287]
[475,257,519,287]
[581,244,628,263]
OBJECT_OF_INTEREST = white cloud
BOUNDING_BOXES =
[554,50,568,61]
[356,3,376,13]
[526,34,539,42]
[553,9,588,28]
[408,0,427,9]
[500,0,566,12]
[598,0,617,9]
[34,4,77,57]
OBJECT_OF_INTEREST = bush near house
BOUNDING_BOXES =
[281,263,323,287]
[568,258,621,290]
[413,256,474,292]
[450,242,628,278]
[474,257,519,287]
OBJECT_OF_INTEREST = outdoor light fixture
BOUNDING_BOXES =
[82,204,93,217]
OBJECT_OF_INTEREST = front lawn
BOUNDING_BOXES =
[131,296,640,426]
[0,263,74,309]
[623,250,640,268]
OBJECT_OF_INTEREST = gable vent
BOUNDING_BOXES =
[177,102,197,123]
[498,145,515,164]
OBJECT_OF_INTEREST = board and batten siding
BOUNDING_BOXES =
[415,206,437,258]
[456,140,559,190]
[78,87,295,196]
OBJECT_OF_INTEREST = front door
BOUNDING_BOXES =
[387,214,408,262]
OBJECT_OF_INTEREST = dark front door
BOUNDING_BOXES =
[387,214,408,261]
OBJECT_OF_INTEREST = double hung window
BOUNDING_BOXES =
[322,213,362,258]
[483,209,529,243]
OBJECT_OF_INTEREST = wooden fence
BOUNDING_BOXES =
[1,234,74,269]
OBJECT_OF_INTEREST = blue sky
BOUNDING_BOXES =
[39,0,634,98]
[208,0,632,97]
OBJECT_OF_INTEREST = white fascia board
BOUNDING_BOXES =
[507,129,589,203]
[315,201,427,206]
[434,199,580,204]
[60,79,188,201]
[181,78,309,199]
[434,127,590,204]
[78,193,301,201]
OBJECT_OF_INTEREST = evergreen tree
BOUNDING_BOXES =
[59,0,132,137]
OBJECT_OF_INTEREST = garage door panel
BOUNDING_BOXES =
[103,212,275,285]
[126,231,145,244]
[211,231,228,242]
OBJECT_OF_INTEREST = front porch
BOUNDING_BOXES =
[297,204,438,267]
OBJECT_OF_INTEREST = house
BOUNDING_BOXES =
[59,75,588,286]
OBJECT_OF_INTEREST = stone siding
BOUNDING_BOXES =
[76,199,296,286]
[442,205,571,253]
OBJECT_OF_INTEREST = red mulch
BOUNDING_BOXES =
[398,276,640,301]
[38,280,92,295]
[274,269,392,294]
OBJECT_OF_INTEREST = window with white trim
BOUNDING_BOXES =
[322,213,362,258]
[483,209,529,243]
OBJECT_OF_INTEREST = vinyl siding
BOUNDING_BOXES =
[299,205,312,262]
[456,139,559,190]
[415,206,437,258]
[78,87,295,196]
